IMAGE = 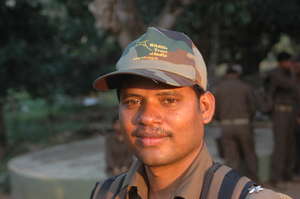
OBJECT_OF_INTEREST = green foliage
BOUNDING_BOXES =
[1,0,300,98]
[136,0,165,24]
[0,0,56,97]
[97,90,118,107]
[175,0,300,74]
[4,90,87,144]
[0,0,120,100]
[3,89,118,146]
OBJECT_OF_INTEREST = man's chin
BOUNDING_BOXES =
[135,151,173,167]
[141,159,170,168]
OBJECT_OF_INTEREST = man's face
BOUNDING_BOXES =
[118,76,214,167]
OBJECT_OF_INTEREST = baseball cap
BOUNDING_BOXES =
[93,27,208,91]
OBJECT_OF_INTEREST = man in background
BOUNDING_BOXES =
[214,64,258,181]
[292,55,300,178]
[266,52,298,186]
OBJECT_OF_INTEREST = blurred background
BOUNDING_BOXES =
[1,0,300,198]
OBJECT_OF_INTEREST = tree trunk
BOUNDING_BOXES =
[154,0,193,29]
[0,101,7,159]
[89,0,195,49]
[207,22,220,87]
[89,0,145,49]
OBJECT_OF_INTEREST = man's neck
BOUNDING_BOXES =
[145,143,203,193]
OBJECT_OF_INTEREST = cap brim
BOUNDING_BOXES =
[93,68,195,91]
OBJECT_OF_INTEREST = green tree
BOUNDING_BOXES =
[40,0,118,96]
[0,0,57,157]
[0,0,117,158]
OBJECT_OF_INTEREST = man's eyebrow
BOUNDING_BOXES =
[156,91,183,97]
[121,93,142,98]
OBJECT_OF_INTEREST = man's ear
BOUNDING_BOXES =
[199,91,215,124]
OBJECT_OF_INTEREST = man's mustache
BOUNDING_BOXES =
[132,127,173,138]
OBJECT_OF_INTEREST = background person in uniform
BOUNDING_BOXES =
[90,27,292,199]
[213,64,258,181]
[266,52,298,186]
[105,116,133,176]
[291,55,300,178]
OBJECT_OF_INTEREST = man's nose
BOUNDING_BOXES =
[136,101,162,125]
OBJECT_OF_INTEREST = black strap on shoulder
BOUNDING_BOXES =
[199,162,222,199]
[112,173,127,198]
[90,176,116,199]
[199,163,256,199]
[217,169,243,199]
[90,182,100,199]
[90,173,126,199]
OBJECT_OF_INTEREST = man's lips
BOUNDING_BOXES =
[137,136,167,146]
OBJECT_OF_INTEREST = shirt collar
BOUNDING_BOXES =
[122,144,213,199]
[173,144,213,198]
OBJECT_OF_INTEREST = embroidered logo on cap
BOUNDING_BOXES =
[133,40,168,61]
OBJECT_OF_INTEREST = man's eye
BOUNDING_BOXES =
[122,98,141,107]
[162,98,178,105]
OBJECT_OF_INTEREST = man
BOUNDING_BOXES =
[214,65,258,181]
[291,55,300,177]
[91,27,292,199]
[105,116,133,176]
[266,52,298,186]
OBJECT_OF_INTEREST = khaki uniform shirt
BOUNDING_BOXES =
[214,77,256,121]
[296,76,300,117]
[118,144,213,199]
[96,144,292,199]
[268,67,298,105]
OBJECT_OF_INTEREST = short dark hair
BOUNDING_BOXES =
[192,85,205,99]
[277,52,291,62]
